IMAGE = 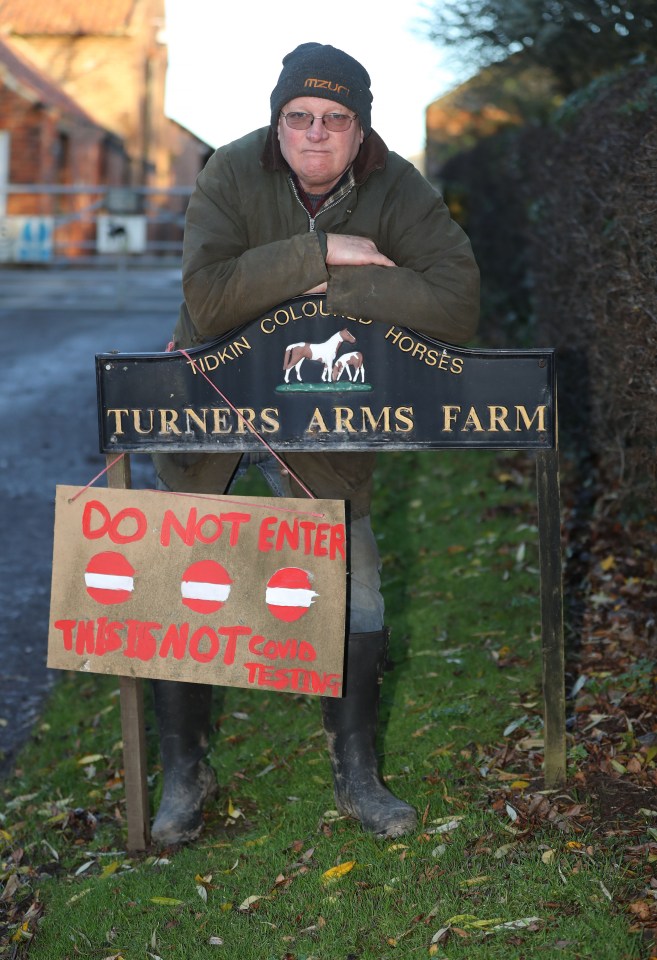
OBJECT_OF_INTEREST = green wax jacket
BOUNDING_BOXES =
[152,126,480,517]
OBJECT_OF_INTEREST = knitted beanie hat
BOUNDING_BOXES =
[270,42,372,136]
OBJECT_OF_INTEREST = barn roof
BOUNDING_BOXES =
[0,0,137,36]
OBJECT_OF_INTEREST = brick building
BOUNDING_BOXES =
[0,34,128,255]
[0,0,212,258]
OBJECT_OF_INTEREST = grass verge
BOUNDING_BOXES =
[0,450,646,959]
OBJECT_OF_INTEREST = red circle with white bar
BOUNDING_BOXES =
[85,551,135,605]
[265,567,318,622]
[181,560,232,614]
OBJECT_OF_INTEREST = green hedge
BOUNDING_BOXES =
[440,65,657,502]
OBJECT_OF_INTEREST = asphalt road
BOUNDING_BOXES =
[0,264,184,777]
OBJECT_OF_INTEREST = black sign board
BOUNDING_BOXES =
[96,295,555,454]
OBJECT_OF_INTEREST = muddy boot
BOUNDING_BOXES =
[151,679,218,845]
[321,629,417,838]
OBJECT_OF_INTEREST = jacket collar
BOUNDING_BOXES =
[261,126,388,186]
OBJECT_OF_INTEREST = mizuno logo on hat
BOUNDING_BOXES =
[304,78,350,96]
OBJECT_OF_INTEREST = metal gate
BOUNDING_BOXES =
[0,184,193,264]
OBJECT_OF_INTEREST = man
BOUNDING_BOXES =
[151,42,479,844]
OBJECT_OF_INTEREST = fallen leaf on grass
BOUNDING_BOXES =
[66,888,91,905]
[460,875,491,887]
[77,754,105,765]
[321,809,344,822]
[226,798,244,822]
[495,770,533,782]
[430,926,451,944]
[503,715,528,737]
[426,816,464,835]
[599,881,613,901]
[412,723,435,738]
[244,835,269,847]
[494,842,518,859]
[209,936,224,946]
[628,899,657,921]
[444,913,480,926]
[1,873,20,901]
[492,916,541,930]
[256,763,277,778]
[238,895,262,912]
[41,839,59,861]
[321,861,356,884]
[10,921,32,943]
[516,736,544,750]
[150,897,184,906]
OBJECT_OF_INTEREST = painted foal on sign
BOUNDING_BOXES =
[283,328,356,383]
[332,350,365,383]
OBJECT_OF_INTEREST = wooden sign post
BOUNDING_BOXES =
[57,294,565,850]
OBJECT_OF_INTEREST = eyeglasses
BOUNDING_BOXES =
[280,111,358,132]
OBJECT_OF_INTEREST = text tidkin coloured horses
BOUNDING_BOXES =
[283,328,356,383]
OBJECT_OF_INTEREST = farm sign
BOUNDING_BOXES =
[96,294,556,454]
[85,296,565,850]
[48,486,347,696]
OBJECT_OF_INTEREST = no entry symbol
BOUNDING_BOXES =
[85,551,135,605]
[265,567,318,622]
[181,559,232,614]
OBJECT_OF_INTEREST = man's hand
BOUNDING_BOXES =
[326,234,396,267]
[303,282,328,294]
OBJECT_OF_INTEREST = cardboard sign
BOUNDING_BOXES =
[48,486,347,697]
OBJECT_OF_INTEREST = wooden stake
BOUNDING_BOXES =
[106,453,151,850]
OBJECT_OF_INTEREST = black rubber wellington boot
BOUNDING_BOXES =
[151,679,218,845]
[320,629,418,838]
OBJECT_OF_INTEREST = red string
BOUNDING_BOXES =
[68,453,126,502]
[70,350,318,508]
[179,347,315,499]
[148,488,325,517]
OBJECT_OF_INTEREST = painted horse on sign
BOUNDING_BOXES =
[332,350,365,383]
[283,329,356,383]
